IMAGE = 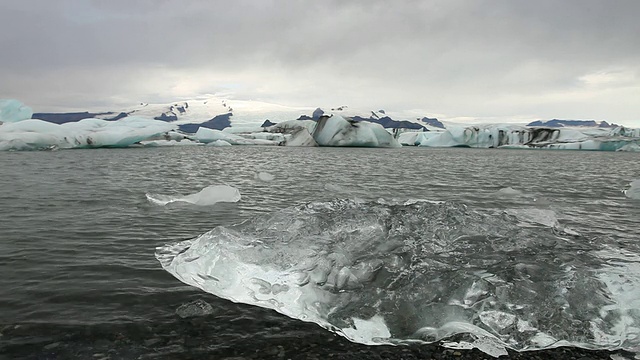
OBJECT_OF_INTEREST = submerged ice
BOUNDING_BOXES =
[146,185,241,206]
[155,199,640,355]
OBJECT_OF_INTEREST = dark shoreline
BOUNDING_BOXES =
[2,308,635,360]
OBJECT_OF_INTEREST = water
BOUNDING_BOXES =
[1,146,639,358]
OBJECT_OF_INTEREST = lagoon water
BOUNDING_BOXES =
[1,146,639,358]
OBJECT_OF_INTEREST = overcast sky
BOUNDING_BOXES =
[1,0,639,125]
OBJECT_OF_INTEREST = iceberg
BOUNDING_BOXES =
[194,127,243,144]
[0,99,33,123]
[264,120,318,147]
[414,124,640,151]
[156,199,640,355]
[616,143,640,152]
[284,128,318,147]
[0,116,175,151]
[267,119,317,135]
[262,117,398,148]
[146,185,241,206]
[194,127,281,146]
[312,115,401,148]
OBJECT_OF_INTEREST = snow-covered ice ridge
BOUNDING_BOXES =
[1,98,639,151]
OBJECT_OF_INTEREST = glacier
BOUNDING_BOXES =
[156,199,640,356]
[146,185,241,206]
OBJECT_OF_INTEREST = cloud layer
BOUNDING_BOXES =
[1,0,639,125]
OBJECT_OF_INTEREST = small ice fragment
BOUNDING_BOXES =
[625,180,640,200]
[175,299,214,318]
[496,187,523,196]
[146,185,241,206]
[256,172,275,182]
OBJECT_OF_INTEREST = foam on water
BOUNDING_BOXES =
[146,185,241,206]
[155,198,640,356]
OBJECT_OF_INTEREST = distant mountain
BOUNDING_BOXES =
[294,108,445,131]
[32,97,309,132]
[527,119,619,128]
[350,115,427,131]
[33,111,128,123]
[420,117,445,129]
[31,97,445,133]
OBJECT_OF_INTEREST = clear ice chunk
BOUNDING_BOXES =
[156,199,640,355]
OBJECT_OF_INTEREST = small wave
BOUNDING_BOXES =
[146,185,241,206]
[495,187,524,196]
[155,198,639,356]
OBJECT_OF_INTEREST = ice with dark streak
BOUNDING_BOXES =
[155,198,640,356]
[404,124,640,151]
[312,115,401,148]
[0,99,176,150]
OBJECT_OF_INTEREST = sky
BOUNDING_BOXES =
[0,0,639,125]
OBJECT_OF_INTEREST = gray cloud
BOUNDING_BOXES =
[1,0,639,125]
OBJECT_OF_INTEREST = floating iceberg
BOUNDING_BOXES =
[285,128,318,147]
[146,185,241,206]
[261,117,399,147]
[0,116,176,151]
[0,99,33,123]
[413,124,640,151]
[156,199,640,355]
[0,99,178,150]
[194,127,281,146]
[265,120,318,147]
[312,115,401,148]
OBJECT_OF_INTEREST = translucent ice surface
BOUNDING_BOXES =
[146,185,241,206]
[156,199,640,355]
[0,99,33,123]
